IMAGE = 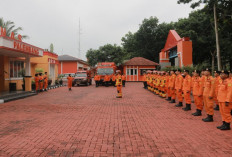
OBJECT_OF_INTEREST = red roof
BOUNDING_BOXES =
[162,30,181,52]
[124,57,159,66]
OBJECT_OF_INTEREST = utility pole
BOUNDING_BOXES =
[78,18,81,59]
[214,3,221,71]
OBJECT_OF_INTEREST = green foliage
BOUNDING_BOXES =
[0,17,28,39]
[35,68,44,73]
[50,43,54,53]
[86,44,125,67]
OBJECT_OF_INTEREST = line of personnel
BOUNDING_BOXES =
[94,74,126,87]
[143,68,232,130]
[34,72,48,92]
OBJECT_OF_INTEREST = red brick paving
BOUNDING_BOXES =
[0,82,232,157]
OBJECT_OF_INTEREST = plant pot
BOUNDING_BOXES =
[22,84,25,91]
[31,84,36,90]
[48,80,52,86]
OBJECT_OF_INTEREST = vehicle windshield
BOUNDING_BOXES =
[75,73,87,77]
[97,68,114,75]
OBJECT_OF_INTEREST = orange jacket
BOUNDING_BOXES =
[168,74,176,88]
[94,75,100,81]
[182,74,192,92]
[199,76,206,96]
[35,76,39,84]
[112,75,116,81]
[116,75,122,86]
[39,76,43,83]
[143,74,147,82]
[192,76,201,96]
[226,79,232,102]
[165,75,169,88]
[104,75,110,82]
[175,74,183,90]
[214,76,221,93]
[217,79,229,102]
[43,74,48,83]
[122,75,126,81]
[203,76,215,97]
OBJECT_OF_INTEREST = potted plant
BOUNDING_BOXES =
[19,68,26,91]
[31,80,36,90]
[58,74,64,85]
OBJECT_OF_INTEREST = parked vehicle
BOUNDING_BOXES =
[96,62,117,86]
[72,71,92,86]
[60,73,75,85]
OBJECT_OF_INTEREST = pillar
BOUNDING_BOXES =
[0,56,4,92]
[25,56,32,91]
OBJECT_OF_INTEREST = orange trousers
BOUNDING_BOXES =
[167,88,171,97]
[36,83,39,91]
[170,88,176,100]
[117,85,122,97]
[44,81,48,89]
[203,95,214,116]
[184,91,191,104]
[214,90,218,105]
[193,95,203,110]
[39,82,43,90]
[176,90,183,102]
[219,102,232,123]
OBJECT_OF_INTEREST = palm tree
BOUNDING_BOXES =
[0,17,28,40]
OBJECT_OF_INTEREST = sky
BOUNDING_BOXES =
[0,0,199,61]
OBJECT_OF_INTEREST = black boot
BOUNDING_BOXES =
[192,109,202,116]
[217,121,225,129]
[214,105,219,111]
[165,97,171,101]
[220,122,231,130]
[170,99,176,103]
[231,110,232,115]
[202,115,213,122]
[175,102,183,107]
[183,104,191,111]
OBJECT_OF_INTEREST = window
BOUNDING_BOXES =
[140,69,155,75]
[10,61,24,78]
[127,69,137,76]
[127,69,130,75]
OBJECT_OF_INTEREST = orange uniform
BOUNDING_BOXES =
[175,74,184,103]
[94,75,100,81]
[214,76,221,105]
[116,74,122,98]
[203,76,215,116]
[217,79,232,123]
[35,76,39,91]
[39,75,43,90]
[183,74,192,104]
[67,76,74,89]
[169,74,176,100]
[164,75,169,97]
[43,74,48,89]
[192,76,203,110]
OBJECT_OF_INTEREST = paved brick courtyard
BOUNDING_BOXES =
[0,82,232,157]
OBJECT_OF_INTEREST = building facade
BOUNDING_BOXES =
[159,30,192,69]
[58,55,90,75]
[123,57,159,82]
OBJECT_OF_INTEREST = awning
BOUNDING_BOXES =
[0,36,43,58]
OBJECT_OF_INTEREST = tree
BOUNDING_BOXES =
[0,17,28,40]
[177,0,223,70]
[121,17,174,63]
[50,43,54,53]
[86,44,125,67]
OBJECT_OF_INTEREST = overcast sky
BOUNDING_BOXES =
[0,0,198,61]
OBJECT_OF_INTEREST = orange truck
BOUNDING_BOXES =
[96,62,117,86]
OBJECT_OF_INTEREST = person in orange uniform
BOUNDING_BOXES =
[169,70,176,103]
[214,71,221,111]
[43,72,48,91]
[143,71,147,89]
[34,73,39,92]
[122,74,126,87]
[67,74,74,91]
[182,70,192,111]
[192,70,203,116]
[115,70,123,98]
[94,74,100,87]
[216,70,231,130]
[202,68,216,122]
[112,74,116,87]
[175,69,184,107]
[227,70,232,116]
[164,71,170,100]
[198,69,206,110]
[39,73,44,92]
[104,75,110,87]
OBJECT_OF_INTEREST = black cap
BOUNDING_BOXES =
[214,71,221,74]
[221,70,229,75]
